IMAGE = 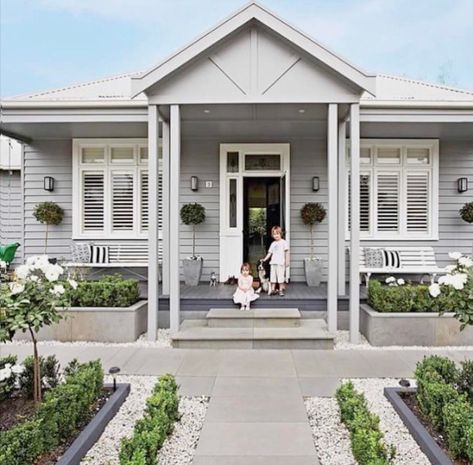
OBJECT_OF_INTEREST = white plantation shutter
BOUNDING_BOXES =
[158,170,163,232]
[376,173,399,231]
[406,172,429,232]
[140,171,149,231]
[112,172,135,231]
[347,173,371,232]
[82,172,105,231]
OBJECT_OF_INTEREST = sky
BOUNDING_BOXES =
[1,0,473,98]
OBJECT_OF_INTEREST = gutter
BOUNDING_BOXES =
[361,100,473,110]
[0,100,148,109]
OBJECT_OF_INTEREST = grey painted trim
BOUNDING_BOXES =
[337,122,346,295]
[20,144,25,263]
[162,119,170,295]
[384,388,454,465]
[56,383,130,465]
[327,103,338,332]
[349,103,360,343]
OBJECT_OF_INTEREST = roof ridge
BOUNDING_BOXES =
[378,73,473,96]
[7,71,142,100]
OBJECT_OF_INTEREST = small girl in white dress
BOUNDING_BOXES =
[233,262,259,310]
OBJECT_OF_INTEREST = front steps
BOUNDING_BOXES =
[171,308,335,349]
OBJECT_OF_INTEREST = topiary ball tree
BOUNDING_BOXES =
[180,203,206,259]
[301,202,327,259]
[460,202,473,256]
[33,202,64,255]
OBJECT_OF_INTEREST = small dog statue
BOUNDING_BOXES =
[209,271,217,287]
[255,260,270,295]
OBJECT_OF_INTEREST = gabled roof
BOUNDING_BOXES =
[131,2,377,97]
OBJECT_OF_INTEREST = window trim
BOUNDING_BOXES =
[345,139,439,241]
[72,138,149,240]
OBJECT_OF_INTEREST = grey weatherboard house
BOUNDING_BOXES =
[2,2,473,345]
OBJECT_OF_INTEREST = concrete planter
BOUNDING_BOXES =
[183,257,203,286]
[15,301,147,343]
[360,303,473,346]
[304,258,323,287]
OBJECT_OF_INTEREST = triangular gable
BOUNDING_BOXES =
[131,2,376,100]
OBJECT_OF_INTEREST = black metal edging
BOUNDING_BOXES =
[56,383,131,465]
[384,387,453,465]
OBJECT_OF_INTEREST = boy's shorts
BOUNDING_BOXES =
[270,264,285,283]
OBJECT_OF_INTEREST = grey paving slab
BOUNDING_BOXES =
[177,349,223,376]
[121,348,185,375]
[175,376,216,396]
[298,377,342,397]
[357,351,412,378]
[218,350,297,377]
[291,350,338,377]
[212,376,301,397]
[192,456,319,465]
[206,394,308,423]
[196,422,316,456]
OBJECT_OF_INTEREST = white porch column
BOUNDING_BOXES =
[349,103,360,343]
[147,105,160,341]
[162,119,170,295]
[327,104,338,333]
[169,104,181,334]
[338,120,347,296]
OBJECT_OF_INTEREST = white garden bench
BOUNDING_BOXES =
[359,246,446,287]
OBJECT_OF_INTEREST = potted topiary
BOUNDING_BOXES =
[180,203,206,286]
[460,202,473,255]
[33,202,64,259]
[301,202,327,287]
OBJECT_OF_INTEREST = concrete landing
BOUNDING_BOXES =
[206,308,301,328]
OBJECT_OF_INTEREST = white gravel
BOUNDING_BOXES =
[80,375,208,465]
[306,378,431,465]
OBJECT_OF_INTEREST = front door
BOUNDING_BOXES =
[243,177,283,275]
[219,143,290,282]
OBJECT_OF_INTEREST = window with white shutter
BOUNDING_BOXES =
[346,139,438,240]
[73,139,154,238]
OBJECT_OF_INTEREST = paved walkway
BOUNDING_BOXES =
[3,344,472,465]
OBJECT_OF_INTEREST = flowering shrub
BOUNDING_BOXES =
[0,355,24,401]
[0,255,76,402]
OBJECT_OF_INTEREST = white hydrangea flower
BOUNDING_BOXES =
[429,283,441,297]
[11,364,24,375]
[29,275,39,282]
[449,273,468,290]
[459,256,473,268]
[50,284,65,296]
[449,251,462,260]
[9,282,25,295]
[397,278,405,286]
[68,279,78,290]
[385,276,396,284]
[15,264,30,280]
[445,265,456,273]
[0,260,7,269]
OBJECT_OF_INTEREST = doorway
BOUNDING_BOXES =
[243,177,284,275]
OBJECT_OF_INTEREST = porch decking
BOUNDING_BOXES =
[158,282,367,313]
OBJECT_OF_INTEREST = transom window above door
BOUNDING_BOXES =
[346,139,439,240]
[226,151,284,174]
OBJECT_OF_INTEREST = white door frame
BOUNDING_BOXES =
[219,143,290,282]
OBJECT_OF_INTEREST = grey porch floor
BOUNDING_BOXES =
[2,344,472,464]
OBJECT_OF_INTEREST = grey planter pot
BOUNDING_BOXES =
[304,258,323,287]
[183,257,203,286]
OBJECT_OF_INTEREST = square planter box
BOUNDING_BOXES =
[360,303,473,346]
[15,300,148,343]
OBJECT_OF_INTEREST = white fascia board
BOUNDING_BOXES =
[360,106,473,123]
[1,100,147,109]
[361,100,473,109]
[131,3,376,97]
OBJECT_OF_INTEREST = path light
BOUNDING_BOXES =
[399,378,410,388]
[109,366,121,392]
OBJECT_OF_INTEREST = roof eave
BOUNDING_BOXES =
[1,99,147,109]
[361,100,473,109]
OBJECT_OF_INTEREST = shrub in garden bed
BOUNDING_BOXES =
[0,359,104,465]
[336,381,395,465]
[67,274,140,308]
[119,374,179,465]
[413,355,473,463]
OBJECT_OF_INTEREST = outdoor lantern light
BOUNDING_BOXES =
[191,176,199,191]
[312,176,320,192]
[43,176,55,192]
[109,366,121,392]
[458,177,468,193]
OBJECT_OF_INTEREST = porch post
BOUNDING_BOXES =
[162,119,170,295]
[338,120,347,296]
[169,104,181,334]
[349,103,360,343]
[327,104,338,333]
[147,105,160,341]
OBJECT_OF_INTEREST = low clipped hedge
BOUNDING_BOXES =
[68,275,140,307]
[415,355,473,462]
[336,381,395,465]
[119,374,179,465]
[0,360,104,465]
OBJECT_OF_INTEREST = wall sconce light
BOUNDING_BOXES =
[43,176,55,192]
[190,176,199,191]
[458,177,468,193]
[312,176,320,192]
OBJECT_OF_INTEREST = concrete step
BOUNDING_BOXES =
[171,319,334,350]
[206,308,301,328]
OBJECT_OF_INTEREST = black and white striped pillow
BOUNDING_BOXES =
[89,245,109,264]
[382,250,400,268]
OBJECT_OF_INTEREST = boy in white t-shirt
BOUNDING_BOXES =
[262,225,289,296]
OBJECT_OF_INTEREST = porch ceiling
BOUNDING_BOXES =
[360,121,473,139]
